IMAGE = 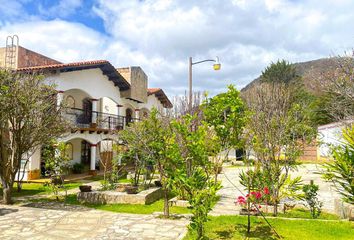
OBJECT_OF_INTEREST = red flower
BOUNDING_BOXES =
[250,191,262,199]
[263,187,270,195]
[236,196,246,205]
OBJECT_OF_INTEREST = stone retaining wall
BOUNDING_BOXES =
[334,198,354,220]
[77,187,163,205]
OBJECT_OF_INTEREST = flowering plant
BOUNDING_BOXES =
[236,187,270,212]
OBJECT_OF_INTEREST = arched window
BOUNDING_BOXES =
[66,95,75,108]
[65,143,73,160]
[126,108,133,125]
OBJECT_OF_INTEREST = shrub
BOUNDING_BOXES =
[72,163,85,174]
[302,180,322,219]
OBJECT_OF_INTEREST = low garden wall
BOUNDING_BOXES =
[334,198,354,220]
[77,187,163,205]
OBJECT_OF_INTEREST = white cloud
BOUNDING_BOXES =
[39,0,83,18]
[1,0,354,97]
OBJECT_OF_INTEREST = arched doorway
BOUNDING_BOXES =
[78,98,92,125]
[126,108,133,125]
[81,140,91,167]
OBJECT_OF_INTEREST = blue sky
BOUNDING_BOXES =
[1,0,354,97]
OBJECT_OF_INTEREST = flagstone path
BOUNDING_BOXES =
[0,202,188,240]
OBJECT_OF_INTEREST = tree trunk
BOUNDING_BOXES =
[247,202,251,233]
[198,224,204,239]
[163,188,170,218]
[273,203,278,216]
[1,180,13,204]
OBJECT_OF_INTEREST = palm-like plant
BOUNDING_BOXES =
[322,126,354,204]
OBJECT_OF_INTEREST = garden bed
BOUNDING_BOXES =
[77,187,163,205]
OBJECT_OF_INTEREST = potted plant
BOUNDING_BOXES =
[79,185,92,192]
[126,185,138,194]
[154,180,162,187]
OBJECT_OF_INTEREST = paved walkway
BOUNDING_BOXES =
[210,164,340,216]
[0,202,188,240]
[210,166,243,216]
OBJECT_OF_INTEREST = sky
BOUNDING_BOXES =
[0,0,353,97]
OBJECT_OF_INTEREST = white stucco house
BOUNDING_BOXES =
[1,45,172,180]
[317,120,353,160]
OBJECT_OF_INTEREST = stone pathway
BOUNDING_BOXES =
[210,166,243,216]
[0,202,188,240]
[210,164,341,216]
[289,164,340,213]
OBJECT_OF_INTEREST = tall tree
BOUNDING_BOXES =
[172,114,220,239]
[0,70,67,204]
[244,62,316,215]
[261,60,299,85]
[119,109,183,217]
[315,53,354,121]
[203,85,248,180]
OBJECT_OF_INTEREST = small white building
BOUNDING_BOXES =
[1,45,172,180]
[317,121,352,159]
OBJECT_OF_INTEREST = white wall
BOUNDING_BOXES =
[29,148,41,170]
[318,122,345,157]
[68,138,82,164]
[140,94,164,112]
[47,68,123,105]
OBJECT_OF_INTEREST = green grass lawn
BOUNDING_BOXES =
[0,182,82,198]
[184,215,354,240]
[33,193,221,215]
[263,208,339,220]
[33,194,191,215]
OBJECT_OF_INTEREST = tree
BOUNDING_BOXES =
[119,121,151,187]
[172,115,220,239]
[302,180,323,219]
[42,141,71,200]
[119,108,183,217]
[314,53,354,121]
[203,85,248,180]
[322,126,354,204]
[243,62,316,215]
[0,70,67,204]
[141,109,183,218]
[261,60,300,85]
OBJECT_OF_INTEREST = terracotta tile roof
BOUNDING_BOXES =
[147,88,161,95]
[147,88,172,108]
[17,60,109,71]
[17,60,131,91]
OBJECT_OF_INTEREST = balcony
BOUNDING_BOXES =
[64,108,139,132]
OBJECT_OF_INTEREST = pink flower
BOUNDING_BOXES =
[250,191,262,199]
[236,196,246,205]
[263,187,270,195]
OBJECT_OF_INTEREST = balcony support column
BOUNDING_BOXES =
[117,104,123,129]
[135,109,140,121]
[57,90,64,110]
[89,144,97,175]
[91,99,98,126]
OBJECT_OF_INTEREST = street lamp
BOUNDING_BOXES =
[188,56,221,110]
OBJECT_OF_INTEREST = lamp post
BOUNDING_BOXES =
[186,56,221,176]
[188,56,221,111]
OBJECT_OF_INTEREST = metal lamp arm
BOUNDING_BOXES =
[192,59,216,65]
